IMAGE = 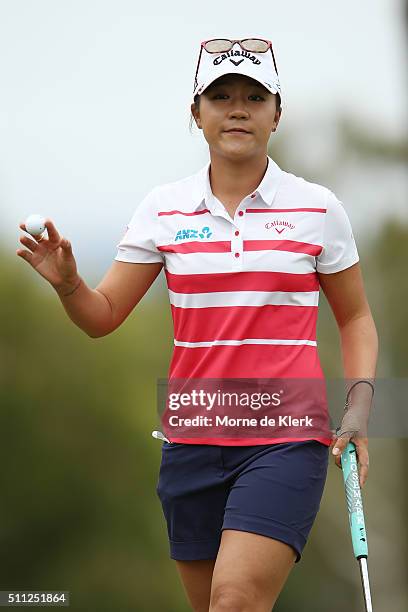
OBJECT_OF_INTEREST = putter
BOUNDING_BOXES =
[341,441,373,612]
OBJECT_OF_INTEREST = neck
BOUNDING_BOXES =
[208,152,269,203]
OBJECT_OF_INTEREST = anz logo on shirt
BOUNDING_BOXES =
[175,226,213,241]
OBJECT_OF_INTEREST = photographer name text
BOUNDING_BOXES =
[167,415,314,427]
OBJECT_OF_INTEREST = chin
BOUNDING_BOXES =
[220,145,256,160]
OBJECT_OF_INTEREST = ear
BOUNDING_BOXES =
[190,102,202,129]
[272,108,282,132]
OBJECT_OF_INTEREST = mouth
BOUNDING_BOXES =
[224,128,252,134]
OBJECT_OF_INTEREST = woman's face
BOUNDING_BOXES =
[191,73,281,161]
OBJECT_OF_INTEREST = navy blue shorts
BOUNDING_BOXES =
[156,440,329,563]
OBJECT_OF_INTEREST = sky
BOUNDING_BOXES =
[0,0,407,280]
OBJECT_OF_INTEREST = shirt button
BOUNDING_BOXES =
[250,193,256,199]
[235,252,240,258]
[235,230,239,236]
[238,211,244,216]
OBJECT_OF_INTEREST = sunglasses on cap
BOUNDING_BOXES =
[193,38,280,95]
[203,38,272,53]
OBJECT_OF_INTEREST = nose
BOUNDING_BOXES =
[228,107,250,120]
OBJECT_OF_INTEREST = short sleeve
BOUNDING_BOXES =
[114,188,164,264]
[316,191,359,273]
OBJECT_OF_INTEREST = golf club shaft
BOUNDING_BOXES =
[341,441,373,611]
[358,557,373,612]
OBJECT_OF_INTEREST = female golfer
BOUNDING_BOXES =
[17,37,377,612]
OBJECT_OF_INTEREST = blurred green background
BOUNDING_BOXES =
[1,131,407,611]
[2,1,408,609]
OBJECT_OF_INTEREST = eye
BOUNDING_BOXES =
[210,92,266,101]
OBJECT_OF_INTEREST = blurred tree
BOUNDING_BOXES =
[2,12,407,602]
[0,257,188,611]
[267,11,408,603]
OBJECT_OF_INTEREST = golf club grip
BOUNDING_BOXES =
[341,441,368,559]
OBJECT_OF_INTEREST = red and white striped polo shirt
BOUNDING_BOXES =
[115,156,359,446]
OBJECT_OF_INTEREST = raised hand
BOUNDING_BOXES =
[17,219,80,293]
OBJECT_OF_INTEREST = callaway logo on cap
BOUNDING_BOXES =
[193,37,282,102]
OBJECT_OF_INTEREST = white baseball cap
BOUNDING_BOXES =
[193,37,282,102]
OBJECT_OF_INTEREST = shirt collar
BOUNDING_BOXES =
[192,155,284,212]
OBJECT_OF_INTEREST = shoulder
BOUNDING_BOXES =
[128,166,205,224]
[280,172,353,230]
[277,169,333,208]
[151,166,205,212]
[154,169,200,193]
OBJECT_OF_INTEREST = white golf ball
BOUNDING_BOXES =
[25,214,46,236]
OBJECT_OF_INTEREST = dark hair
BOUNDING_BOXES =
[189,94,201,133]
[189,92,282,133]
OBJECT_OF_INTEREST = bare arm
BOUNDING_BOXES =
[56,261,163,338]
[318,262,378,485]
[17,218,163,338]
[318,262,378,379]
